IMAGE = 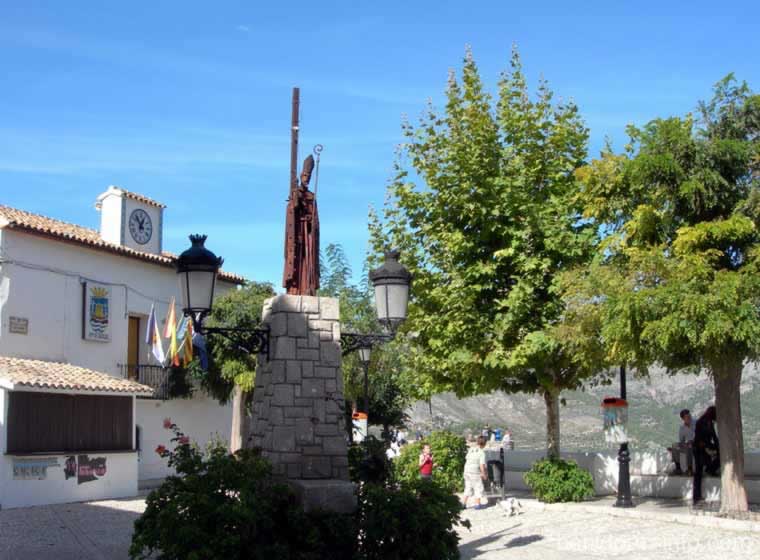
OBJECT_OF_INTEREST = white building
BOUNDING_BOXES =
[0,187,243,508]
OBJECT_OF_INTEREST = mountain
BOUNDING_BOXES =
[407,365,760,452]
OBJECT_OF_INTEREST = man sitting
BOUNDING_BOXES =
[668,409,695,475]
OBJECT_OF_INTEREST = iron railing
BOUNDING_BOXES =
[118,364,170,400]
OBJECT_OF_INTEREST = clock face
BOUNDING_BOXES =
[128,209,153,245]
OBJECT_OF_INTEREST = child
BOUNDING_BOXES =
[418,443,434,479]
[462,435,488,509]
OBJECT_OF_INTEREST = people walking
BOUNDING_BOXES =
[462,436,488,509]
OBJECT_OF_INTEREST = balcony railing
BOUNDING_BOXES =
[119,364,170,400]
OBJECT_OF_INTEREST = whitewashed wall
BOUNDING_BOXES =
[136,395,233,481]
[0,229,240,489]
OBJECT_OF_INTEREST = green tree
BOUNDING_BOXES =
[319,243,411,438]
[372,47,595,458]
[565,75,760,514]
[187,281,275,450]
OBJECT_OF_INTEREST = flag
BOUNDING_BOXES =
[193,332,208,370]
[164,298,179,367]
[145,303,165,364]
[182,319,194,366]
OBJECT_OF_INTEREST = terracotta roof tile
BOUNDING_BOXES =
[0,204,245,284]
[0,356,154,394]
[117,187,167,208]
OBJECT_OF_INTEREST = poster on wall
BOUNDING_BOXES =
[64,455,108,484]
[83,282,111,342]
[13,457,59,480]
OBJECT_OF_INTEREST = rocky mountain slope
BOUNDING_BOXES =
[407,365,760,451]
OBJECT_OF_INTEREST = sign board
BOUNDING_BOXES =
[352,412,368,443]
[9,316,29,335]
[83,282,111,342]
[13,457,59,480]
[602,397,629,443]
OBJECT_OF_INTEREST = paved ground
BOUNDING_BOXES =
[0,498,146,560]
[2,495,760,559]
[458,496,760,559]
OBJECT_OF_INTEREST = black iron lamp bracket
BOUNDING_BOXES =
[340,332,394,356]
[200,325,270,359]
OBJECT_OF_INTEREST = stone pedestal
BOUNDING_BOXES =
[251,295,355,512]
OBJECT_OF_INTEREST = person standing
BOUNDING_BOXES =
[671,409,695,475]
[693,406,719,504]
[418,443,434,480]
[462,436,488,509]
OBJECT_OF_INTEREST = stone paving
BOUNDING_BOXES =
[0,498,146,560]
[2,495,760,559]
[458,499,760,559]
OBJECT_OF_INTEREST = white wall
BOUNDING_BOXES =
[136,394,233,481]
[0,450,139,509]
[98,193,123,246]
[0,230,236,376]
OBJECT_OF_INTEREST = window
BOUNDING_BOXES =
[6,392,133,454]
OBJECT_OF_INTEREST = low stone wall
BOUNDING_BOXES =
[499,449,760,502]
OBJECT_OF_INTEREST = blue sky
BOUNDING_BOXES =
[1,1,758,288]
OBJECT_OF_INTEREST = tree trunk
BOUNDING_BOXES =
[713,359,749,515]
[230,385,249,453]
[544,389,561,460]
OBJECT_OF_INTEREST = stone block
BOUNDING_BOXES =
[301,457,333,479]
[323,436,347,455]
[315,424,339,437]
[287,312,308,338]
[313,398,326,423]
[270,406,284,425]
[294,397,313,406]
[289,479,357,513]
[302,362,314,378]
[308,332,321,348]
[273,385,294,407]
[275,337,296,360]
[325,379,337,393]
[287,464,302,478]
[272,295,301,313]
[272,426,296,452]
[308,319,333,332]
[284,407,307,418]
[301,296,321,314]
[320,341,341,366]
[280,452,302,464]
[295,418,315,445]
[319,331,333,341]
[315,366,337,378]
[303,378,325,397]
[286,361,301,383]
[270,312,288,337]
[302,446,323,455]
[320,298,340,320]
[297,348,320,361]
[332,456,349,467]
[271,361,286,384]
[332,322,341,341]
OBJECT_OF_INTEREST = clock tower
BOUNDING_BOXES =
[95,186,165,255]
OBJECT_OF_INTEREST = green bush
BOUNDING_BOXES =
[131,422,468,560]
[130,421,355,560]
[358,478,469,560]
[348,436,394,485]
[395,431,467,492]
[524,458,595,503]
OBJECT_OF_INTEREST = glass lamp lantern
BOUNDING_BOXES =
[176,234,223,327]
[358,345,372,365]
[369,250,412,333]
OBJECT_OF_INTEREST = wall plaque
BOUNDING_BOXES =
[9,316,29,335]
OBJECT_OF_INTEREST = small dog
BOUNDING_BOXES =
[498,497,523,516]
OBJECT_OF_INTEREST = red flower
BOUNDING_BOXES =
[163,418,172,429]
[178,436,190,445]
[155,445,167,455]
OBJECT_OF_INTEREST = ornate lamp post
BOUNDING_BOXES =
[176,234,270,356]
[341,250,412,421]
[615,364,634,508]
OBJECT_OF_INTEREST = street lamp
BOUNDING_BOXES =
[358,345,372,414]
[369,249,412,334]
[340,249,412,355]
[175,235,270,357]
